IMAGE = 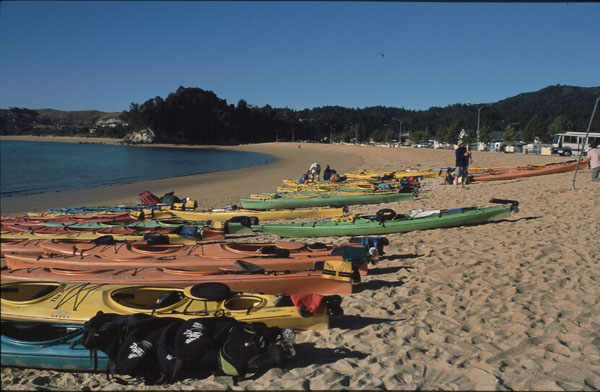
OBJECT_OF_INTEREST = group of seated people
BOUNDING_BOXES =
[299,163,342,184]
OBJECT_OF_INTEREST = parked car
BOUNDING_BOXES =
[413,140,432,148]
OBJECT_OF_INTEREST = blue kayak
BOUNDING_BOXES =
[1,320,280,373]
[1,321,108,371]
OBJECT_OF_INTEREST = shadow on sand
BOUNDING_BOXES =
[354,278,407,293]
[382,253,421,262]
[366,265,414,276]
[329,314,405,330]
[282,343,370,370]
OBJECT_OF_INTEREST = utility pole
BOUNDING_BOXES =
[471,103,492,148]
[392,118,407,146]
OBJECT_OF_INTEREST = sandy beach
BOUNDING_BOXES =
[2,136,599,390]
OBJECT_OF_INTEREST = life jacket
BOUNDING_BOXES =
[218,322,279,382]
[290,294,325,317]
[137,191,160,206]
[156,318,219,383]
[171,199,197,211]
[81,311,286,384]
[159,191,181,206]
[290,294,344,318]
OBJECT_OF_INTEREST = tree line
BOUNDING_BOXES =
[2,84,598,144]
[119,85,599,145]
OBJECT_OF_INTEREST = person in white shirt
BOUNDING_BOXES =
[587,140,600,182]
[309,162,321,181]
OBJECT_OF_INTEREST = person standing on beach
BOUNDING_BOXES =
[587,140,600,182]
[454,140,469,189]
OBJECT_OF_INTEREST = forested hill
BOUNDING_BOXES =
[1,85,598,144]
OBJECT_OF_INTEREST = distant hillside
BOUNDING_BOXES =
[34,109,123,126]
[485,85,600,131]
[0,108,126,137]
[1,84,598,144]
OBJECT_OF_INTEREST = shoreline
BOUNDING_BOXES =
[0,135,576,216]
[0,136,366,216]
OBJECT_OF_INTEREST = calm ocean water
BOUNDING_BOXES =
[0,140,277,197]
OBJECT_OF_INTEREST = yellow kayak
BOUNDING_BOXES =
[343,169,442,179]
[392,169,442,179]
[248,188,403,199]
[343,169,396,180]
[169,207,346,221]
[280,179,380,189]
[277,182,381,193]
[0,281,330,330]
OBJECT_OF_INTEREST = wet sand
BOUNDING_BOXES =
[2,136,599,390]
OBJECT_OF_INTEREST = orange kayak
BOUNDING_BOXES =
[1,239,53,258]
[471,159,589,181]
[4,247,368,275]
[0,267,353,295]
[40,240,345,260]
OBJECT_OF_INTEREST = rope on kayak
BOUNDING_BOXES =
[332,214,357,223]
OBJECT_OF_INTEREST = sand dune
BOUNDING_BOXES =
[2,139,599,390]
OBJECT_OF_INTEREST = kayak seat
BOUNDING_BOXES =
[154,290,186,311]
[307,242,327,249]
[256,246,290,258]
[375,209,396,222]
[190,282,232,301]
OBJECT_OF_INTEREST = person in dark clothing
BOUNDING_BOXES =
[329,170,341,183]
[454,140,469,189]
[298,170,311,184]
[323,165,333,181]
[442,168,454,185]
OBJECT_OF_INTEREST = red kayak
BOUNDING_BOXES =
[471,159,589,181]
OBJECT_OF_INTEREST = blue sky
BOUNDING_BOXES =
[1,1,598,113]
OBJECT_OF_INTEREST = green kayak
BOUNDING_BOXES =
[240,192,414,210]
[253,199,518,237]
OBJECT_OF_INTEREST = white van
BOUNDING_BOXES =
[552,132,600,156]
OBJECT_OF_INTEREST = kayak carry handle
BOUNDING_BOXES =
[489,198,519,213]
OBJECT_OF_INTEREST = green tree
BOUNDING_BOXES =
[370,128,386,143]
[479,123,491,144]
[410,129,426,142]
[548,115,574,138]
[503,124,518,143]
[522,115,545,142]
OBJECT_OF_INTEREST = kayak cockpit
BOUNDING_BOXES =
[0,282,63,304]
